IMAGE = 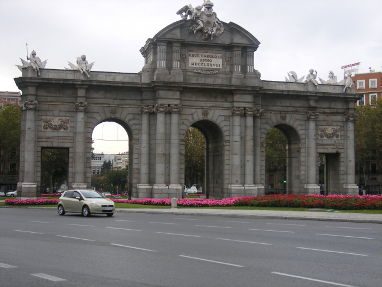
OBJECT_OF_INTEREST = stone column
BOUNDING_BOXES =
[244,108,256,195]
[154,42,168,81]
[169,104,182,197]
[305,111,320,194]
[246,48,255,73]
[20,95,38,197]
[254,108,265,195]
[153,104,168,197]
[171,43,183,81]
[137,105,154,197]
[72,99,88,189]
[344,112,358,194]
[229,107,244,196]
[231,47,243,85]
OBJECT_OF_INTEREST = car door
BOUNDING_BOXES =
[71,191,83,213]
[61,191,74,212]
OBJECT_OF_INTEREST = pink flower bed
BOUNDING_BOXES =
[5,198,59,206]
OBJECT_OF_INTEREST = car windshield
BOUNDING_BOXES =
[80,190,104,199]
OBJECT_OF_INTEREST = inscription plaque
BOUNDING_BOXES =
[188,52,222,69]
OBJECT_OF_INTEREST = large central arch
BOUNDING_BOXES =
[15,16,359,198]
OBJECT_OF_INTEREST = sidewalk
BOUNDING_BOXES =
[116,208,382,224]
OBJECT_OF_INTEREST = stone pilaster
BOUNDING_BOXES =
[233,48,241,73]
[154,42,168,81]
[254,108,265,195]
[343,112,358,194]
[20,95,38,197]
[246,48,254,73]
[244,108,256,195]
[72,86,88,189]
[229,107,245,196]
[170,43,183,81]
[137,105,154,197]
[168,104,182,197]
[304,111,320,194]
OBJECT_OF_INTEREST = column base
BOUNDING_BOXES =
[137,184,152,198]
[228,184,245,197]
[152,184,180,198]
[72,183,87,189]
[343,184,358,195]
[20,182,37,197]
[304,184,320,195]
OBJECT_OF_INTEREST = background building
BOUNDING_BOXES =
[0,91,21,107]
[353,71,382,106]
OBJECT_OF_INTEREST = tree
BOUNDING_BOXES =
[40,148,69,193]
[184,127,205,187]
[0,105,21,180]
[101,160,112,174]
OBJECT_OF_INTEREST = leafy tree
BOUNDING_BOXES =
[40,148,69,193]
[91,167,128,194]
[101,160,112,174]
[184,127,205,188]
[0,105,21,176]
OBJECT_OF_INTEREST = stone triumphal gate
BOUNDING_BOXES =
[15,4,358,198]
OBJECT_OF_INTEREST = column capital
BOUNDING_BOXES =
[254,108,264,118]
[75,101,87,112]
[345,112,356,122]
[142,105,155,113]
[22,99,38,111]
[245,107,254,116]
[154,104,169,113]
[232,107,245,116]
[168,104,182,113]
[307,111,319,120]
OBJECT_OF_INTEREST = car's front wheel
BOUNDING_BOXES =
[57,205,65,216]
[82,205,91,217]
[106,213,114,217]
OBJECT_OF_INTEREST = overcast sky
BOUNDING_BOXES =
[1,0,381,153]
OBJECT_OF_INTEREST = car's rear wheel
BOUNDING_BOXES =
[82,205,91,217]
[106,213,114,217]
[57,205,65,216]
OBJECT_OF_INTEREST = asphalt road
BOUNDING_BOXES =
[0,208,381,287]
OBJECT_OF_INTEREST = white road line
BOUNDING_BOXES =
[249,228,294,233]
[0,263,17,269]
[226,220,252,224]
[14,229,44,235]
[31,273,66,282]
[111,243,156,252]
[31,221,50,224]
[195,224,232,229]
[317,233,375,240]
[149,221,176,225]
[325,226,371,230]
[216,237,272,246]
[296,247,368,257]
[174,217,198,221]
[106,226,142,232]
[179,255,244,268]
[155,232,201,238]
[67,224,95,227]
[56,235,95,242]
[266,223,306,227]
[115,219,136,222]
[272,272,358,287]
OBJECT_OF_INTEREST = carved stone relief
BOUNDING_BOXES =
[42,117,70,131]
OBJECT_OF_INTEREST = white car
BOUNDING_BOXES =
[6,190,17,197]
[0,191,6,197]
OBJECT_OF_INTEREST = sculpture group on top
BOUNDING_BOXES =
[177,0,224,40]
[17,48,47,76]
[67,55,94,78]
[285,69,353,92]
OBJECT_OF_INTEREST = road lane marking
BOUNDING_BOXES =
[249,228,294,233]
[325,226,371,230]
[155,232,201,238]
[111,243,156,252]
[174,217,198,221]
[226,220,252,224]
[14,230,44,235]
[106,226,142,232]
[266,223,306,227]
[195,224,232,229]
[272,272,358,287]
[31,221,50,224]
[149,221,176,225]
[115,219,136,222]
[216,238,272,246]
[317,233,374,240]
[31,273,66,282]
[0,263,17,269]
[56,235,95,242]
[179,255,244,268]
[296,247,368,257]
[67,224,95,227]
